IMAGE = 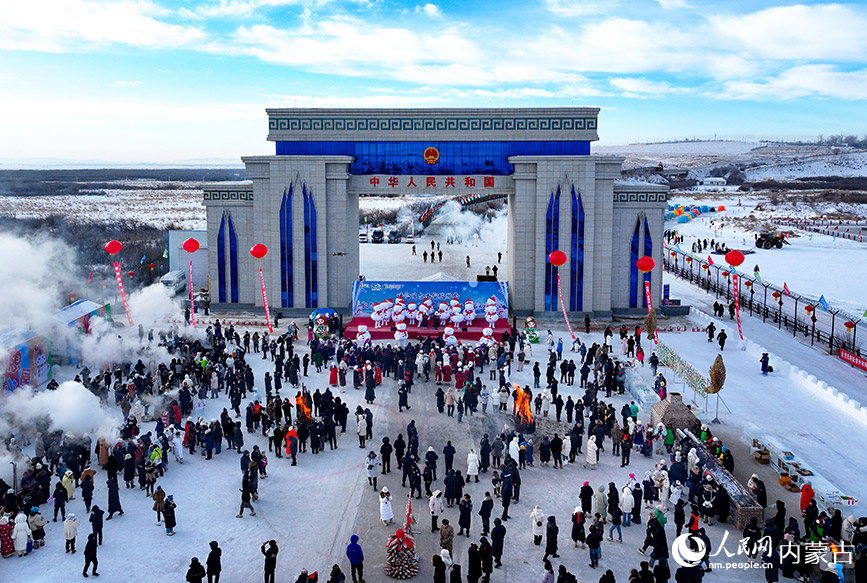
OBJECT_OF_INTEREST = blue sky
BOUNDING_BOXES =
[0,0,865,163]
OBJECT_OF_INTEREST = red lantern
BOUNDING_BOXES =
[250,244,268,259]
[724,250,745,267]
[772,292,781,300]
[804,305,814,313]
[127,270,134,278]
[104,240,123,255]
[148,263,155,271]
[722,271,729,278]
[548,250,567,267]
[701,264,709,270]
[636,256,655,273]
[744,280,752,288]
[670,251,676,258]
[182,238,200,253]
[844,321,855,332]
[685,256,692,263]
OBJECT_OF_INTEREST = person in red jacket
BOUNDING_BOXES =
[800,481,814,514]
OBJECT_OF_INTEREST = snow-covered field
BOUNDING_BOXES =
[666,195,867,317]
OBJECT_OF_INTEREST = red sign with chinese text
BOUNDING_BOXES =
[840,349,867,372]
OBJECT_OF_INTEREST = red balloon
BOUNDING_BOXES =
[182,238,200,253]
[105,240,122,255]
[250,244,268,259]
[636,256,655,273]
[548,250,567,267]
[724,250,745,267]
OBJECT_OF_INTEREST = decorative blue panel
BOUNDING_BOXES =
[569,186,585,312]
[228,214,239,304]
[280,186,294,308]
[643,218,653,309]
[275,141,590,176]
[545,186,561,311]
[629,218,640,309]
[303,185,318,309]
[217,214,226,303]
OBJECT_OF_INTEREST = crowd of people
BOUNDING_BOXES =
[1,314,865,583]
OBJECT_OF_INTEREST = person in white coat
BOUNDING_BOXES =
[466,449,480,483]
[63,513,80,553]
[379,487,394,525]
[594,485,607,517]
[658,470,671,510]
[508,437,520,462]
[12,514,31,557]
[620,485,635,526]
[541,390,551,417]
[440,549,453,569]
[669,480,685,509]
[172,432,184,464]
[530,505,545,545]
[584,435,598,469]
[429,490,444,532]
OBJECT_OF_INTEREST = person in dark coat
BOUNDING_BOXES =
[433,553,447,583]
[186,557,207,583]
[479,435,491,474]
[262,540,279,583]
[544,515,560,561]
[479,492,494,536]
[466,543,482,583]
[490,518,506,567]
[53,481,68,521]
[444,470,459,507]
[345,534,364,583]
[106,477,123,519]
[207,541,222,583]
[763,546,780,583]
[458,494,473,536]
[478,537,493,581]
[163,495,177,535]
[81,473,94,513]
[82,532,99,577]
[89,505,104,546]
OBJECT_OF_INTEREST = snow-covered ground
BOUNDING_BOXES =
[666,195,867,317]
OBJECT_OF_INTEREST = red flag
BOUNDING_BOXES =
[783,282,790,296]
[707,255,714,266]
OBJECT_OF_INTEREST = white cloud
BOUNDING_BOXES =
[0,0,206,52]
[709,4,867,61]
[717,65,867,100]
[656,0,687,8]
[609,77,686,97]
[543,0,617,17]
[415,3,441,18]
[262,93,442,107]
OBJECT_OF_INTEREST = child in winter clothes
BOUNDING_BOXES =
[28,507,48,549]
[64,513,80,553]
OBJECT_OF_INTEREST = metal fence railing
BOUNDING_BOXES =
[771,219,867,243]
[664,247,864,358]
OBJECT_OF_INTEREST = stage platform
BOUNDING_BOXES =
[344,317,509,342]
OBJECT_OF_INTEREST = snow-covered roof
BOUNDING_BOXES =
[53,299,107,324]
[0,327,37,349]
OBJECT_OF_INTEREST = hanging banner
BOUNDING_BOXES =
[189,260,196,328]
[259,267,273,333]
[556,274,576,339]
[732,273,744,341]
[113,261,134,326]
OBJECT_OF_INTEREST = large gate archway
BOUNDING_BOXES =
[203,108,667,317]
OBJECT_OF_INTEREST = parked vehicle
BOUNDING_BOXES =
[755,232,790,249]
[371,229,384,244]
[388,230,402,244]
[160,270,187,296]
[359,232,368,243]
[404,233,415,244]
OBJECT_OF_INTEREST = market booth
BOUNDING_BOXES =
[0,328,52,392]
